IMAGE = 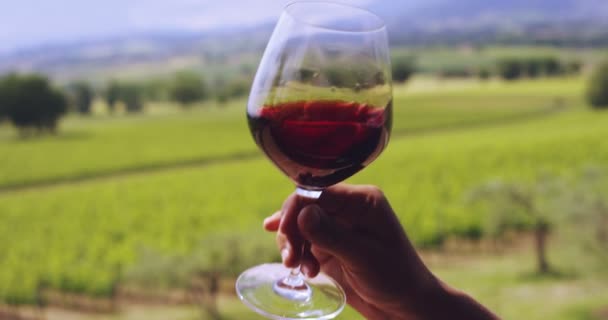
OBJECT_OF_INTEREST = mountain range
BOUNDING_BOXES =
[1,0,607,80]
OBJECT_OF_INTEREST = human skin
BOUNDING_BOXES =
[264,184,499,320]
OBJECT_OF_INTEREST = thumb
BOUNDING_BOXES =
[298,204,370,265]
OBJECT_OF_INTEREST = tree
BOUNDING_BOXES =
[170,71,207,106]
[565,60,582,75]
[469,175,565,274]
[562,168,608,261]
[0,73,68,136]
[0,86,7,121]
[325,65,356,88]
[524,58,542,78]
[587,60,608,109]
[497,58,523,81]
[392,56,416,83]
[140,78,169,102]
[539,57,562,76]
[120,85,143,113]
[215,78,250,105]
[70,81,94,115]
[105,80,121,113]
[477,67,491,81]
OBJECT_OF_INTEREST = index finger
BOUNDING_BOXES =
[317,184,389,224]
[278,193,316,267]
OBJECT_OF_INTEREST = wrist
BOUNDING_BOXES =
[415,280,498,320]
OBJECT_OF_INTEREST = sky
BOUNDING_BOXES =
[0,0,373,53]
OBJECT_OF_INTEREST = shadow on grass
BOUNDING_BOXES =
[3,130,92,143]
[0,151,261,194]
[518,268,579,282]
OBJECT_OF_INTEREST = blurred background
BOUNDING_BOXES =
[1,0,607,319]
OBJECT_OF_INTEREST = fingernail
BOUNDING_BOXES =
[301,265,311,278]
[281,247,290,263]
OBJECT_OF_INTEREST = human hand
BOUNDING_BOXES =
[264,184,498,320]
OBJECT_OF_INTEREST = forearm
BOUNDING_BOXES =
[417,281,499,320]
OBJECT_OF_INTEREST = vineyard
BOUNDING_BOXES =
[0,77,573,189]
[1,77,607,318]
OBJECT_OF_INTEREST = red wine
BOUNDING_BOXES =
[248,100,391,189]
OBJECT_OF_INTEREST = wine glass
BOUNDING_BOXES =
[236,2,392,319]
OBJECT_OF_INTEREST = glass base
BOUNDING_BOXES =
[236,263,346,320]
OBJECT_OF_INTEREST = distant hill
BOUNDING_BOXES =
[369,0,608,45]
[370,0,608,22]
[1,0,607,82]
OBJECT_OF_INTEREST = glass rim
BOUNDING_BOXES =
[284,1,387,33]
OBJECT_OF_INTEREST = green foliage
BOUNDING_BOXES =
[497,56,565,81]
[0,90,6,121]
[170,71,208,106]
[103,81,145,113]
[469,175,563,237]
[296,68,317,84]
[523,57,543,78]
[0,79,569,189]
[105,80,121,112]
[324,63,384,90]
[565,60,583,75]
[558,167,608,264]
[120,84,144,113]
[69,81,94,115]
[497,58,524,80]
[477,67,491,80]
[392,56,416,83]
[124,233,278,289]
[586,61,608,109]
[0,73,68,135]
[0,77,603,305]
[215,78,250,105]
[139,78,169,102]
[324,65,355,88]
[539,57,562,76]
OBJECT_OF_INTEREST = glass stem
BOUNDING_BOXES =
[273,265,312,302]
[284,266,305,287]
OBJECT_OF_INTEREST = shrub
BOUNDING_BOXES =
[120,85,144,113]
[105,80,121,113]
[477,67,491,81]
[539,56,562,76]
[70,81,94,115]
[439,67,474,79]
[0,73,68,135]
[523,58,543,78]
[566,60,583,75]
[170,71,208,106]
[587,60,608,109]
[497,58,524,80]
[392,56,416,83]
[215,78,250,105]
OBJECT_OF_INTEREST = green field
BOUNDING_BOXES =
[52,250,608,320]
[393,46,608,74]
[0,76,607,319]
[0,77,578,189]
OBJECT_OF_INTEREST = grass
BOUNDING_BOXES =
[0,77,573,190]
[0,76,606,318]
[434,251,608,320]
[0,101,253,189]
[392,46,608,73]
[46,250,608,320]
